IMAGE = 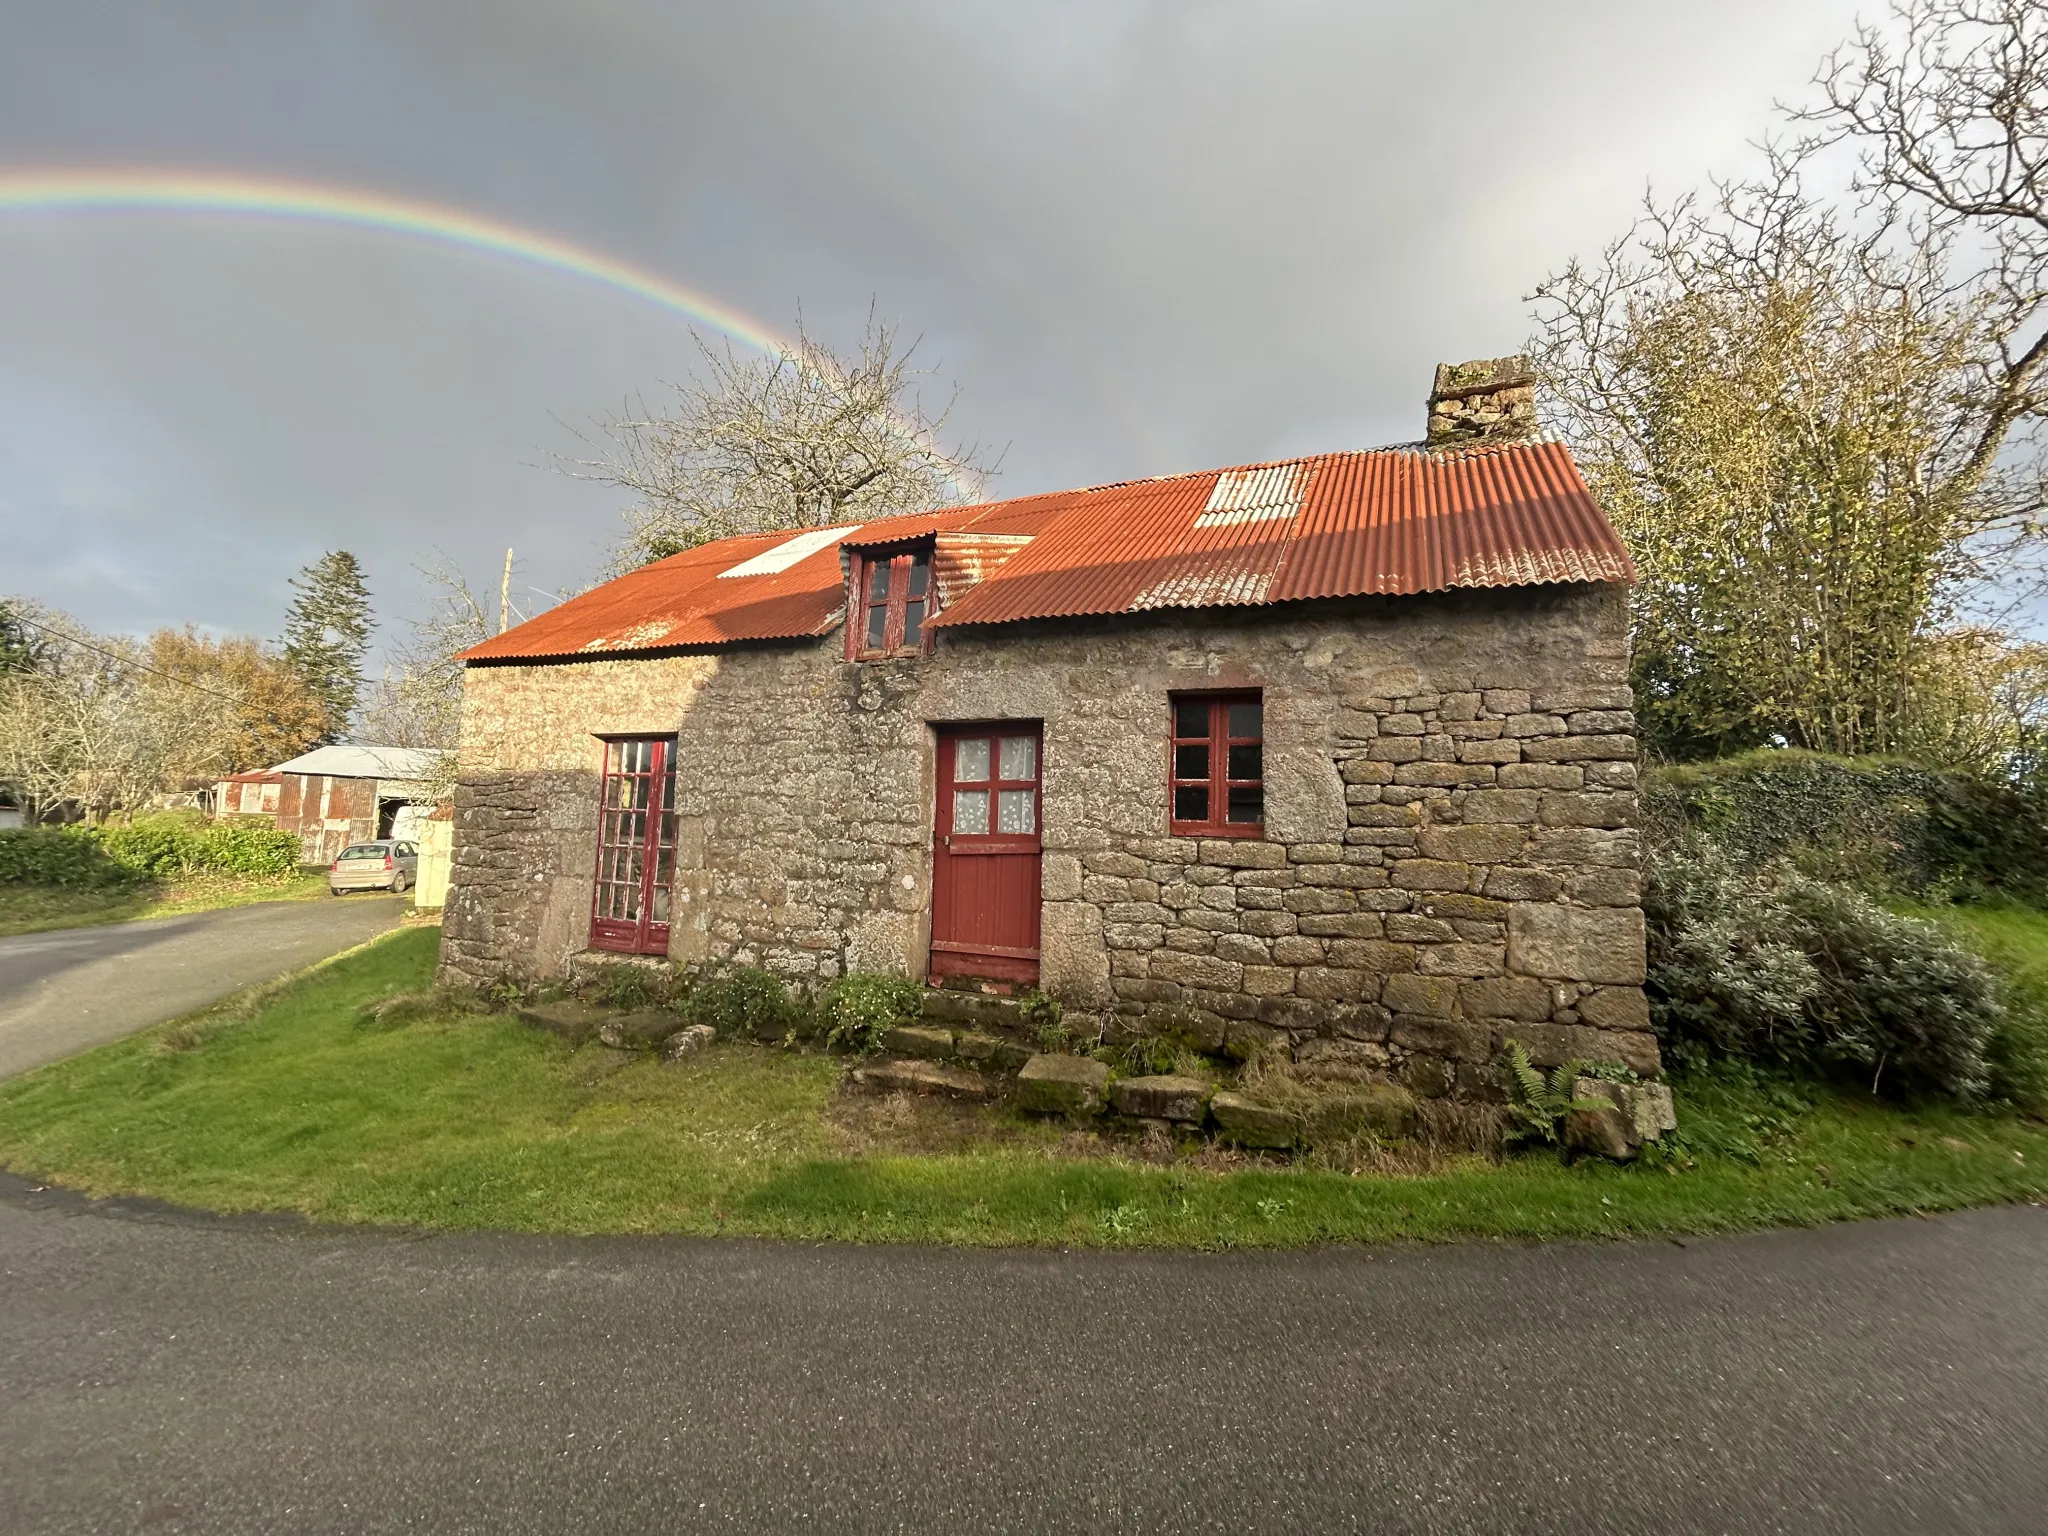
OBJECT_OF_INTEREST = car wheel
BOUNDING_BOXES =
[328,886,345,897]
[392,872,409,895]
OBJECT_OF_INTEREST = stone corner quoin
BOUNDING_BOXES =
[439,580,1657,1094]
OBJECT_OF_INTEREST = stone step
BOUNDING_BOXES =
[850,1059,992,1100]
[920,988,1031,1034]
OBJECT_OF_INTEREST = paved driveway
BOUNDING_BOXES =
[0,897,407,1079]
[1,1180,2042,1534]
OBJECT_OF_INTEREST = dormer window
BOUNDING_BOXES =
[848,544,934,659]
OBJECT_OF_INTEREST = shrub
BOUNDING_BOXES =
[190,821,301,876]
[1642,750,2048,902]
[1646,839,2002,1100]
[0,827,141,888]
[816,972,923,1053]
[680,963,806,1040]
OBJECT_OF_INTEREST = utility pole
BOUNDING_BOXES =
[498,547,514,635]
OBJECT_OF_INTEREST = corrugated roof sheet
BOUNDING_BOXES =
[463,440,1632,663]
[269,745,446,780]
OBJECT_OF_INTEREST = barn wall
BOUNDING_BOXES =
[443,584,1654,1085]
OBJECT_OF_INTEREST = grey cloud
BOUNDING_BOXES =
[0,0,1863,649]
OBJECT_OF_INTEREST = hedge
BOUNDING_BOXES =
[1642,751,2048,903]
[0,814,301,887]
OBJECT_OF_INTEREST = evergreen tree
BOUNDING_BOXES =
[280,552,373,743]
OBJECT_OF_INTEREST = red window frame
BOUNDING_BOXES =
[1169,692,1264,838]
[589,736,678,955]
[846,544,936,659]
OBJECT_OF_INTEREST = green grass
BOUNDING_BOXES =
[1,925,2043,1247]
[0,871,330,937]
[1910,900,2048,1117]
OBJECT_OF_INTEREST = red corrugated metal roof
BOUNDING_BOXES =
[463,440,1632,663]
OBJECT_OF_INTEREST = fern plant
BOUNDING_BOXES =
[1500,1040,1608,1147]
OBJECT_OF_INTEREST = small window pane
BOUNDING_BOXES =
[651,886,670,922]
[868,560,892,601]
[1175,742,1210,780]
[952,789,990,834]
[605,741,623,773]
[902,599,923,645]
[999,735,1037,782]
[954,737,990,782]
[1174,699,1209,738]
[1228,743,1262,781]
[1228,784,1264,823]
[908,556,930,598]
[1174,783,1209,822]
[1227,700,1262,739]
[866,599,888,650]
[997,789,1035,834]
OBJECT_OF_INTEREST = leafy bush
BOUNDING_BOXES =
[679,963,806,1040]
[816,972,923,1053]
[586,961,672,1011]
[190,821,301,876]
[0,827,141,888]
[1643,750,2048,902]
[1647,839,2002,1100]
[81,814,300,880]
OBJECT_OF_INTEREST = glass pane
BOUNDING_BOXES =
[1228,700,1262,739]
[866,597,888,649]
[1174,742,1210,780]
[999,735,1037,782]
[1228,784,1264,823]
[868,560,892,600]
[902,599,923,646]
[954,737,990,782]
[997,789,1036,834]
[1174,783,1209,822]
[952,789,990,835]
[1228,743,1262,781]
[605,741,623,773]
[651,886,670,922]
[908,555,929,597]
[1174,698,1209,739]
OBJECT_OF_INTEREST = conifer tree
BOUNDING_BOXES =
[280,552,373,743]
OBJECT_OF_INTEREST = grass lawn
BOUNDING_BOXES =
[1,924,2044,1248]
[0,871,330,938]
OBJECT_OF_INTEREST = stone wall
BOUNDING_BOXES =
[444,582,1656,1087]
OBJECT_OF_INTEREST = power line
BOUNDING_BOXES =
[7,614,252,708]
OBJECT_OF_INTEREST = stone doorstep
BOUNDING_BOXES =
[596,1010,687,1049]
[1015,1053,1111,1116]
[1209,1092,1298,1149]
[919,989,1034,1035]
[850,1059,993,1100]
[883,1024,957,1060]
[1108,1074,1212,1123]
[513,1000,611,1044]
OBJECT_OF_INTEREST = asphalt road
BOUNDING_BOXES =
[2,1182,2043,1535]
[0,896,407,1079]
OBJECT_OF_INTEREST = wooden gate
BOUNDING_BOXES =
[589,737,677,956]
[930,723,1043,984]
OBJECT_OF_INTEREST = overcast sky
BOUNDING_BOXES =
[0,0,1868,650]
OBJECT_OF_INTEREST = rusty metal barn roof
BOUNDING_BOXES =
[462,440,1632,664]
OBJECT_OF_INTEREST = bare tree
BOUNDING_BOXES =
[567,308,998,571]
[0,606,242,822]
[1808,0,2048,486]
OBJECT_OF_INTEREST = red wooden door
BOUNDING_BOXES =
[931,724,1043,983]
[589,738,677,956]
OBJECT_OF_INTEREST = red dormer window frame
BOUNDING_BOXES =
[845,539,938,660]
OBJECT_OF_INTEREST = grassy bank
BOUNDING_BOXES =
[0,871,330,938]
[1,926,2042,1247]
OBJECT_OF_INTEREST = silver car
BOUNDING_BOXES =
[329,839,419,896]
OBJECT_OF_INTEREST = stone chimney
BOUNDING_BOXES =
[1426,355,1537,447]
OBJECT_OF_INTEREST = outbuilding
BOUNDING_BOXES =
[443,361,1658,1089]
[218,744,442,866]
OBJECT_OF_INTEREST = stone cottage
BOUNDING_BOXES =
[443,360,1657,1089]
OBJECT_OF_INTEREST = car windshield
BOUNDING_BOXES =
[339,846,387,860]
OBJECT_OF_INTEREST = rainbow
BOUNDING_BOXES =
[0,168,982,497]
